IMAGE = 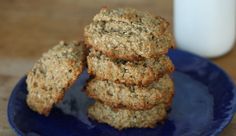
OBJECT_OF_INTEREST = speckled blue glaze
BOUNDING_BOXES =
[8,49,236,136]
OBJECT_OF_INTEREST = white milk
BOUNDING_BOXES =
[174,0,236,58]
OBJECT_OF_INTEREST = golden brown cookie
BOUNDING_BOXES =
[87,49,174,86]
[86,75,174,110]
[26,41,86,116]
[88,101,167,130]
[84,8,174,61]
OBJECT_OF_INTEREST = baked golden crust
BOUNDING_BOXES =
[26,41,86,116]
[87,49,174,86]
[86,75,174,110]
[93,8,169,37]
[84,8,175,61]
[88,101,167,130]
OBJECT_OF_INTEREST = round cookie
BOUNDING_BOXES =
[84,8,175,61]
[26,41,86,116]
[87,49,174,86]
[86,75,174,110]
[88,102,167,130]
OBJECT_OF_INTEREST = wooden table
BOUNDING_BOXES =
[0,0,235,135]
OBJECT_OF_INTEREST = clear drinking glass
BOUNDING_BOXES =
[174,0,236,58]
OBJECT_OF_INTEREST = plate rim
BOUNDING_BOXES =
[7,76,26,136]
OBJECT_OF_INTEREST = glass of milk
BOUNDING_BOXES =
[174,0,236,58]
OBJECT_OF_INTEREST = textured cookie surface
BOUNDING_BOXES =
[87,49,174,85]
[86,75,174,110]
[26,41,86,116]
[84,8,174,60]
[88,102,167,130]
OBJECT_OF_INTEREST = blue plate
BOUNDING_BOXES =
[8,49,236,136]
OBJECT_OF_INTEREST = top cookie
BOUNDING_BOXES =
[84,8,174,60]
[26,41,86,116]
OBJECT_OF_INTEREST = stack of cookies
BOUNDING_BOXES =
[84,8,175,130]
